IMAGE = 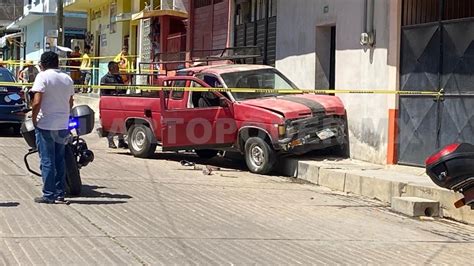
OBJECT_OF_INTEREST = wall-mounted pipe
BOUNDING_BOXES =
[361,0,375,47]
[367,0,374,34]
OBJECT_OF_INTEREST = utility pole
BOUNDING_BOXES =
[57,0,64,46]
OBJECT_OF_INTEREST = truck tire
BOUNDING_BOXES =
[128,124,157,158]
[195,149,218,159]
[65,145,82,196]
[244,137,276,175]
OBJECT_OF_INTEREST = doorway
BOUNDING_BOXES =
[315,26,336,90]
[329,26,336,90]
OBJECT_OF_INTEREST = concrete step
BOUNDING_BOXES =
[283,157,474,224]
[391,197,440,217]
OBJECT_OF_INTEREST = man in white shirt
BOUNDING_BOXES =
[31,52,75,204]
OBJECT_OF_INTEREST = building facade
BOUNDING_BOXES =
[275,0,474,166]
[187,0,277,65]
[6,0,86,61]
[0,0,24,60]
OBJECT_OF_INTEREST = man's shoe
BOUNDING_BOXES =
[55,197,70,205]
[118,141,128,149]
[108,142,117,149]
[34,197,55,204]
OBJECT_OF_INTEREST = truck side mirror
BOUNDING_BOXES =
[219,97,229,108]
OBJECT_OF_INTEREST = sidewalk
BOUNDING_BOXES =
[280,156,474,224]
[74,94,474,224]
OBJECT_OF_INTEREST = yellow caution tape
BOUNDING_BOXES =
[0,81,444,96]
[59,65,101,70]
[58,55,138,61]
[1,55,138,63]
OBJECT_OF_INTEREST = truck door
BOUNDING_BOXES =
[160,77,237,151]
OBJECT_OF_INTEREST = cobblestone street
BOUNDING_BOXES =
[0,132,473,264]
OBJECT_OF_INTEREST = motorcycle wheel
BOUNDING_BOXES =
[65,145,82,196]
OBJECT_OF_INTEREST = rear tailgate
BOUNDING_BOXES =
[100,95,161,137]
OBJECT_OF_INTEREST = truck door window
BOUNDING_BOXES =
[171,80,186,99]
[193,92,220,108]
[201,75,231,100]
[203,75,223,88]
[188,81,219,108]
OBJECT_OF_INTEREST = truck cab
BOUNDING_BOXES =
[100,64,348,174]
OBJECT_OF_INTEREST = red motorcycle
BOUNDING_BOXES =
[425,143,474,209]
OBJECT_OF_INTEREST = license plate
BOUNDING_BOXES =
[316,128,335,140]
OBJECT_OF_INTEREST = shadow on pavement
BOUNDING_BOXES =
[68,200,128,205]
[74,184,133,200]
[116,151,248,172]
[0,126,22,138]
[0,202,20,207]
[114,148,345,177]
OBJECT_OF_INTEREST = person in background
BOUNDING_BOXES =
[114,46,131,84]
[80,45,92,93]
[18,61,40,106]
[100,61,128,149]
[31,51,75,204]
[68,46,82,85]
[18,61,40,83]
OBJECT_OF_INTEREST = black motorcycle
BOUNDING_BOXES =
[425,143,474,209]
[17,105,95,196]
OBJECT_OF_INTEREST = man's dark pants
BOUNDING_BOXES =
[35,128,69,201]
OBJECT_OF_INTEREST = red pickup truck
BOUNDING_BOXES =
[99,64,348,174]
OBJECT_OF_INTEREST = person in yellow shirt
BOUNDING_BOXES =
[80,45,92,93]
[114,46,132,84]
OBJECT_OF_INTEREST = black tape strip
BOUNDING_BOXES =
[279,96,326,115]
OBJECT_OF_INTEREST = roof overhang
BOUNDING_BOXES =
[64,0,110,12]
[7,12,56,29]
[132,9,188,21]
[0,32,24,48]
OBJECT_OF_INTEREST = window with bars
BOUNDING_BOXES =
[235,0,273,24]
[403,0,474,26]
[195,0,223,9]
[195,0,211,8]
[110,1,117,34]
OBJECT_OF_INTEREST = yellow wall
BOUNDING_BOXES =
[87,0,131,57]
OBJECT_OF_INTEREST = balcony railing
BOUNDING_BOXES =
[160,0,187,12]
[63,0,76,7]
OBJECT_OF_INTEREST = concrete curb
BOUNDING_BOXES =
[289,159,474,224]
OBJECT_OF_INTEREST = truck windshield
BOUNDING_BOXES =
[220,68,297,100]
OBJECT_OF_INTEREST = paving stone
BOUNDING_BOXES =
[0,134,474,264]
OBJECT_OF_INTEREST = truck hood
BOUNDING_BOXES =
[240,95,345,119]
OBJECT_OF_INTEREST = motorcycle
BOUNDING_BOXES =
[425,143,474,209]
[17,105,95,196]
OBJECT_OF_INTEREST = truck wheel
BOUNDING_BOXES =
[195,149,218,159]
[65,145,82,196]
[244,137,276,175]
[128,124,157,158]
